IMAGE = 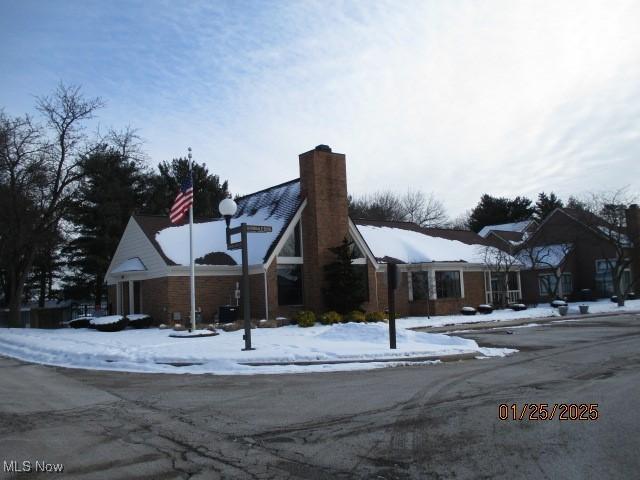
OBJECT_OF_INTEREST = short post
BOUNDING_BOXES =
[240,223,254,351]
[387,262,397,349]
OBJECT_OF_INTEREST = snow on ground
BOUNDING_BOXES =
[0,321,511,375]
[1,298,636,375]
[397,298,640,329]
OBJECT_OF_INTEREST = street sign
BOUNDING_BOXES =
[246,225,272,233]
[228,241,242,250]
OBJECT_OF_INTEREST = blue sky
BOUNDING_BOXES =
[2,0,639,216]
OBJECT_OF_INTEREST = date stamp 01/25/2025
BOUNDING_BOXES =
[499,403,599,421]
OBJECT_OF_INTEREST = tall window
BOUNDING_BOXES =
[561,273,572,295]
[538,274,557,296]
[279,223,301,258]
[595,259,631,296]
[411,272,430,300]
[277,265,303,305]
[435,271,461,298]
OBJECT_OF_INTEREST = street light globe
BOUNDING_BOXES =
[219,198,238,217]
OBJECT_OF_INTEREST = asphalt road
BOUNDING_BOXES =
[1,313,639,479]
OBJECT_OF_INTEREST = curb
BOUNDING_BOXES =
[412,309,640,334]
[238,351,480,367]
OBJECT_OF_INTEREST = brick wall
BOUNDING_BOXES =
[299,146,349,313]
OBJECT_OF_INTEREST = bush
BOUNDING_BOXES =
[126,314,153,329]
[344,310,366,323]
[68,316,92,329]
[320,311,342,325]
[295,310,316,327]
[89,315,128,332]
[365,311,386,322]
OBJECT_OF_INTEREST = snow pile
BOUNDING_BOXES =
[357,225,490,263]
[398,298,640,329]
[0,321,510,375]
[89,315,124,326]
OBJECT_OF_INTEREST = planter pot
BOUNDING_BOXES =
[551,300,567,308]
[477,304,493,314]
[558,305,569,316]
[579,305,589,314]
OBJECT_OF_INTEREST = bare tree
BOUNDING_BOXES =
[0,84,104,325]
[515,243,573,300]
[579,188,639,306]
[349,188,449,227]
[402,189,448,228]
[477,245,520,307]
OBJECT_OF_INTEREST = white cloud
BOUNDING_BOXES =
[3,0,639,214]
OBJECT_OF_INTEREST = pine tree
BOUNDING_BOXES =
[143,158,230,218]
[323,238,367,314]
[534,192,564,221]
[63,146,149,302]
[468,194,534,232]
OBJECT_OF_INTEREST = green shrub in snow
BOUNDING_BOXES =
[344,310,366,323]
[295,310,316,327]
[320,311,342,325]
[365,311,386,322]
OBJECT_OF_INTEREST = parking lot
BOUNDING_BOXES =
[1,313,639,479]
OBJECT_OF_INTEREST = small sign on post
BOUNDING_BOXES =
[246,225,272,233]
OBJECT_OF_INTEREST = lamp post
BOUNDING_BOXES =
[219,198,272,351]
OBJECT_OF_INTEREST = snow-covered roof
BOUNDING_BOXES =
[478,220,534,238]
[356,224,494,264]
[111,257,147,273]
[515,244,572,269]
[154,179,301,266]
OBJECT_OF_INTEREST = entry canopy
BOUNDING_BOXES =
[111,257,147,273]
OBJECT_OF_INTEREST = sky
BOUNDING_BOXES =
[1,0,639,217]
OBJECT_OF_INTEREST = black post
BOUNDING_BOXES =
[241,223,254,351]
[387,262,397,349]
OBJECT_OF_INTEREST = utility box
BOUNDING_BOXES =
[218,305,238,323]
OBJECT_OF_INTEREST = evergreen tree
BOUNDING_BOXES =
[533,192,564,221]
[468,194,534,232]
[63,146,149,301]
[144,158,230,218]
[323,238,367,314]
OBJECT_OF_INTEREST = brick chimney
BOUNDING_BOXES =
[299,145,349,312]
[626,204,640,288]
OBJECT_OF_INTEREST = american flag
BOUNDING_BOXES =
[169,178,194,224]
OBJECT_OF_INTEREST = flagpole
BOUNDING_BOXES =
[188,147,196,332]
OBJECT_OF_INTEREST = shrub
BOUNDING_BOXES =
[365,311,386,322]
[344,310,366,323]
[320,311,342,325]
[295,310,316,327]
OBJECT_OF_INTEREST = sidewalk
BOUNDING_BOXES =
[412,309,640,334]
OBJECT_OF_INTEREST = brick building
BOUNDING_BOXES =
[511,207,640,304]
[105,145,522,323]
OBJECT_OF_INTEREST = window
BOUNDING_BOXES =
[561,273,572,295]
[538,274,557,296]
[435,271,461,299]
[277,265,303,305]
[411,272,430,300]
[595,259,631,296]
[279,223,301,258]
[354,264,369,301]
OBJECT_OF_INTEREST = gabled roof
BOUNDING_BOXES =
[354,220,499,264]
[137,179,302,266]
[478,220,536,238]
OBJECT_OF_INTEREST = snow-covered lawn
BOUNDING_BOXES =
[398,298,640,329]
[1,298,636,375]
[0,322,512,375]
